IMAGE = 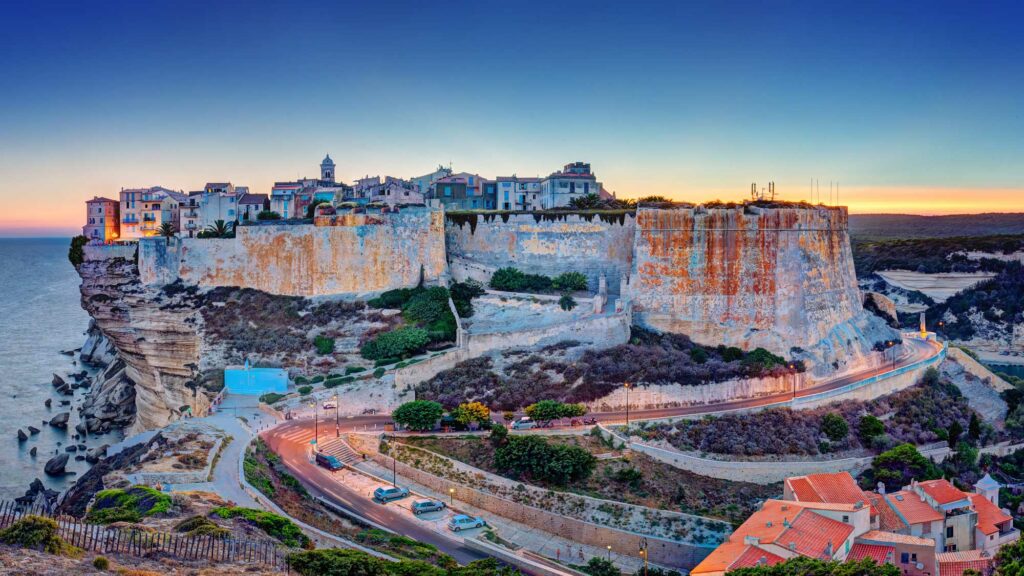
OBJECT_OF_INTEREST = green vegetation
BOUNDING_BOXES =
[298,385,313,395]
[92,556,109,569]
[174,515,230,538]
[821,412,849,442]
[244,437,308,500]
[364,283,483,358]
[0,515,80,557]
[452,401,491,426]
[489,267,552,292]
[345,366,367,375]
[361,327,431,361]
[449,280,485,318]
[314,335,335,355]
[158,221,176,241]
[862,443,942,492]
[68,235,89,266]
[197,219,235,239]
[306,199,328,218]
[324,375,355,388]
[287,548,522,576]
[393,400,444,431]
[559,293,577,311]
[576,557,619,576]
[852,234,1024,276]
[524,400,586,422]
[260,392,287,405]
[212,506,310,548]
[552,271,588,291]
[494,435,596,485]
[257,210,282,220]
[354,528,450,564]
[85,486,172,524]
[373,367,386,378]
[731,557,899,576]
[859,414,885,441]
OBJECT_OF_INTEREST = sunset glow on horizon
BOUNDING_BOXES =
[1,0,1022,237]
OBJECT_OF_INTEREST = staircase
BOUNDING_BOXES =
[318,437,362,465]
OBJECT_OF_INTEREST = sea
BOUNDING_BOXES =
[0,238,123,499]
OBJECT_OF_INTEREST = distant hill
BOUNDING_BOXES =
[849,213,1024,240]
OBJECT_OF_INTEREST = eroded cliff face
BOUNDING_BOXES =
[631,206,896,374]
[78,256,207,434]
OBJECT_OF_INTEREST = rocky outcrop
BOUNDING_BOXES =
[15,479,59,510]
[56,435,156,517]
[77,256,207,434]
[48,412,69,428]
[79,319,116,365]
[863,291,899,327]
[43,454,68,476]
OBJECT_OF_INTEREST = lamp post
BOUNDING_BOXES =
[606,545,612,561]
[449,487,454,506]
[624,382,631,428]
[335,391,340,438]
[937,321,944,341]
[310,401,319,451]
[639,537,649,576]
[788,364,796,400]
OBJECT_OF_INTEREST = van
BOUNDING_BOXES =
[315,453,344,471]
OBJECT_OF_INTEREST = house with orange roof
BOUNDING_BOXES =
[784,472,879,527]
[855,530,937,576]
[936,549,995,576]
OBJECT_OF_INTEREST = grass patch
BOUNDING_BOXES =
[85,486,172,524]
[212,506,310,548]
[206,435,233,482]
[259,392,287,405]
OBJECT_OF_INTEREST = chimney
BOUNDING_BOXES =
[745,536,760,545]
[855,500,864,509]
[877,482,886,495]
[789,542,797,551]
[783,517,791,528]
[825,541,834,557]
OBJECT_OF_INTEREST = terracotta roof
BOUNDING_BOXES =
[691,541,749,575]
[864,492,907,531]
[918,479,970,506]
[971,493,1013,535]
[778,509,853,559]
[786,473,875,515]
[729,545,786,571]
[858,530,935,547]
[847,543,895,564]
[886,490,944,525]
[937,550,993,576]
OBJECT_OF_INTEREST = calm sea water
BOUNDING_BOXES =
[0,238,123,499]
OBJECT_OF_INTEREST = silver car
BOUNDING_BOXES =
[448,514,485,531]
[411,499,446,515]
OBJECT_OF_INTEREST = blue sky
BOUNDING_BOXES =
[1,0,1022,234]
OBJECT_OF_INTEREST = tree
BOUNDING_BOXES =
[360,327,431,360]
[393,400,444,431]
[996,535,1024,576]
[257,210,282,220]
[867,443,942,492]
[567,193,603,210]
[493,436,595,485]
[821,412,849,442]
[559,293,577,311]
[453,402,491,426]
[158,221,176,243]
[552,272,588,292]
[922,366,941,386]
[730,557,899,576]
[948,421,964,449]
[203,219,234,238]
[580,557,620,576]
[68,235,89,266]
[859,415,886,441]
[489,422,508,446]
[969,413,982,442]
[306,200,328,218]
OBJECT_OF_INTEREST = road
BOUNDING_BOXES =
[259,338,943,566]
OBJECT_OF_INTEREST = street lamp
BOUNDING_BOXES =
[449,487,454,506]
[937,321,944,341]
[335,391,340,438]
[310,401,319,451]
[624,382,632,429]
[606,545,612,561]
[639,537,648,576]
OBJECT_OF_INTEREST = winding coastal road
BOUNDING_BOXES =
[262,337,942,566]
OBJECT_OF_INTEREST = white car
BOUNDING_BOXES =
[322,400,337,410]
[448,514,485,532]
[510,417,536,430]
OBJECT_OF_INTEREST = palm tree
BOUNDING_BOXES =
[567,193,602,210]
[158,222,176,244]
[205,219,234,238]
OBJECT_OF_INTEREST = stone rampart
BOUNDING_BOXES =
[83,244,137,262]
[585,372,806,412]
[445,211,636,294]
[139,208,446,297]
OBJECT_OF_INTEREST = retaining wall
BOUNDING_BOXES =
[138,208,446,297]
[445,211,636,294]
[585,372,806,412]
[947,347,1013,391]
[83,243,137,262]
[346,434,720,570]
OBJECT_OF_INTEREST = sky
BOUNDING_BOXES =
[1,0,1022,236]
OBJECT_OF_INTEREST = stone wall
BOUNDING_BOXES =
[445,211,636,294]
[139,208,446,297]
[584,372,806,412]
[83,244,137,262]
[946,347,1012,392]
[631,206,895,375]
[346,434,720,569]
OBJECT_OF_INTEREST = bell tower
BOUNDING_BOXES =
[320,154,335,183]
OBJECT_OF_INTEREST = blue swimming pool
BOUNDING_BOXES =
[224,366,288,395]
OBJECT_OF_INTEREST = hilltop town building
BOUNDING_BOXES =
[118,186,186,240]
[694,471,1018,576]
[83,196,120,243]
[538,162,602,208]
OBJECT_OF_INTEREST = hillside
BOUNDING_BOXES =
[849,213,1024,240]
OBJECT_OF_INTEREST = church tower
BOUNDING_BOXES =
[320,154,335,183]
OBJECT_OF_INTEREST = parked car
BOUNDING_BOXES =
[373,486,410,503]
[315,453,344,471]
[448,514,485,532]
[411,499,446,515]
[511,417,536,430]
[322,400,338,410]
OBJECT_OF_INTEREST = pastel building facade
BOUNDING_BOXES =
[83,197,120,243]
[694,472,1017,576]
[496,176,542,210]
[538,161,602,208]
[119,186,185,240]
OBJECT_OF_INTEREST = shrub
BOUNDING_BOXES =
[68,235,89,267]
[490,422,508,446]
[393,400,444,431]
[552,271,588,292]
[525,400,586,422]
[373,367,386,378]
[494,435,596,485]
[93,556,109,569]
[865,443,942,492]
[450,280,485,318]
[360,327,430,360]
[558,293,577,311]
[0,515,80,557]
[313,335,335,355]
[324,375,354,389]
[344,366,366,375]
[452,401,491,426]
[287,549,389,576]
[859,415,885,441]
[86,486,172,524]
[174,515,229,537]
[212,507,309,548]
[821,412,849,442]
[581,557,620,576]
[490,267,553,293]
[256,210,282,220]
[368,287,419,309]
[260,392,286,405]
[298,385,313,395]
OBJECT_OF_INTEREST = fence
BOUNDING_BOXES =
[0,500,286,570]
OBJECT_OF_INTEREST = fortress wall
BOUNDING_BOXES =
[139,209,447,297]
[83,244,137,262]
[584,372,807,413]
[445,212,636,294]
[631,206,892,371]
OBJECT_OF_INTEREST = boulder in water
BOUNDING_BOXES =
[17,429,27,442]
[51,374,66,387]
[44,398,51,408]
[27,426,39,435]
[49,412,70,428]
[29,447,37,457]
[75,423,86,435]
[43,454,68,476]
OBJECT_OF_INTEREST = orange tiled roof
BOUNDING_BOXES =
[937,550,993,576]
[971,493,1013,535]
[788,477,818,501]
[886,490,944,525]
[786,473,876,515]
[864,491,907,531]
[848,543,895,564]
[918,479,970,506]
[729,545,786,570]
[858,530,935,547]
[778,509,854,559]
[691,541,749,575]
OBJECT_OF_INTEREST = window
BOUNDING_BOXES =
[911,554,917,562]
[900,553,909,564]
[946,526,954,538]
[468,176,474,185]
[842,515,849,523]
[584,182,589,193]
[228,210,235,217]
[444,186,452,197]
